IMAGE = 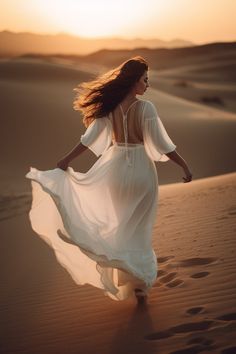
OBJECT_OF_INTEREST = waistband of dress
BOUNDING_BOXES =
[112,142,144,148]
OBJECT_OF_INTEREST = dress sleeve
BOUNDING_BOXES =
[80,117,112,157]
[143,101,177,162]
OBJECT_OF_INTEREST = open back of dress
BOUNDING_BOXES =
[110,99,145,144]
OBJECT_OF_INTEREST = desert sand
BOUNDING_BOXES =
[1,57,236,353]
[1,172,236,354]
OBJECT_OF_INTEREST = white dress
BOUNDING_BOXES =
[25,99,177,301]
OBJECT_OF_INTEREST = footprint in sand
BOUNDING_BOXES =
[227,205,236,216]
[191,271,210,279]
[153,269,167,287]
[158,269,167,277]
[178,257,218,267]
[144,330,173,341]
[186,307,205,315]
[159,272,177,283]
[158,255,175,264]
[166,279,184,288]
[145,320,215,343]
[171,320,214,333]
[216,313,236,321]
[158,271,184,288]
[187,336,214,346]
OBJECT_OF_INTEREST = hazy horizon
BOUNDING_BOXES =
[1,28,235,46]
[0,0,235,44]
[0,28,194,42]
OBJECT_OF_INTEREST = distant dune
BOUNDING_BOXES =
[69,42,236,71]
[0,30,193,56]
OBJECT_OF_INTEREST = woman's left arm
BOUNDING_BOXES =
[166,150,193,183]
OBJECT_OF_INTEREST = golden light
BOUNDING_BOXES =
[34,0,152,38]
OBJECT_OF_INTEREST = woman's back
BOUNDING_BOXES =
[109,99,146,144]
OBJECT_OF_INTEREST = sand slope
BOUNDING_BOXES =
[0,172,236,353]
[150,65,236,115]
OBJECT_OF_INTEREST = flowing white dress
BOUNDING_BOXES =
[25,99,176,301]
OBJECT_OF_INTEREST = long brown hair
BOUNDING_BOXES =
[73,56,148,127]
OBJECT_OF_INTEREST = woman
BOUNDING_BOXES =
[25,56,192,305]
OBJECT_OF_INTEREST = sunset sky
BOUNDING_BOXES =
[0,0,235,43]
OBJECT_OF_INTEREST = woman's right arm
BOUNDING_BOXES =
[56,142,88,170]
[166,150,193,183]
[56,117,112,171]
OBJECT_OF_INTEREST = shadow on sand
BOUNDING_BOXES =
[109,302,157,354]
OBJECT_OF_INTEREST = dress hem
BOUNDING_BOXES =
[26,168,157,301]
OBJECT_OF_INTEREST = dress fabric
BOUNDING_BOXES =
[25,99,177,301]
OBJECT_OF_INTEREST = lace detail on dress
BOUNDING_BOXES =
[118,101,139,167]
[123,113,132,166]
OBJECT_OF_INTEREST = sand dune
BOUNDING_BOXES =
[77,42,236,72]
[0,30,193,57]
[0,172,235,353]
[150,66,236,115]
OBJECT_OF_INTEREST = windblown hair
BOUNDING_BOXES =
[73,56,148,127]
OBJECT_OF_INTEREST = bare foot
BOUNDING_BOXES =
[134,288,148,305]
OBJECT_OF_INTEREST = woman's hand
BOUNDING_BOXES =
[165,150,193,183]
[56,158,69,171]
[183,167,193,183]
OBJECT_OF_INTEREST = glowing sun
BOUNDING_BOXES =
[35,0,148,38]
